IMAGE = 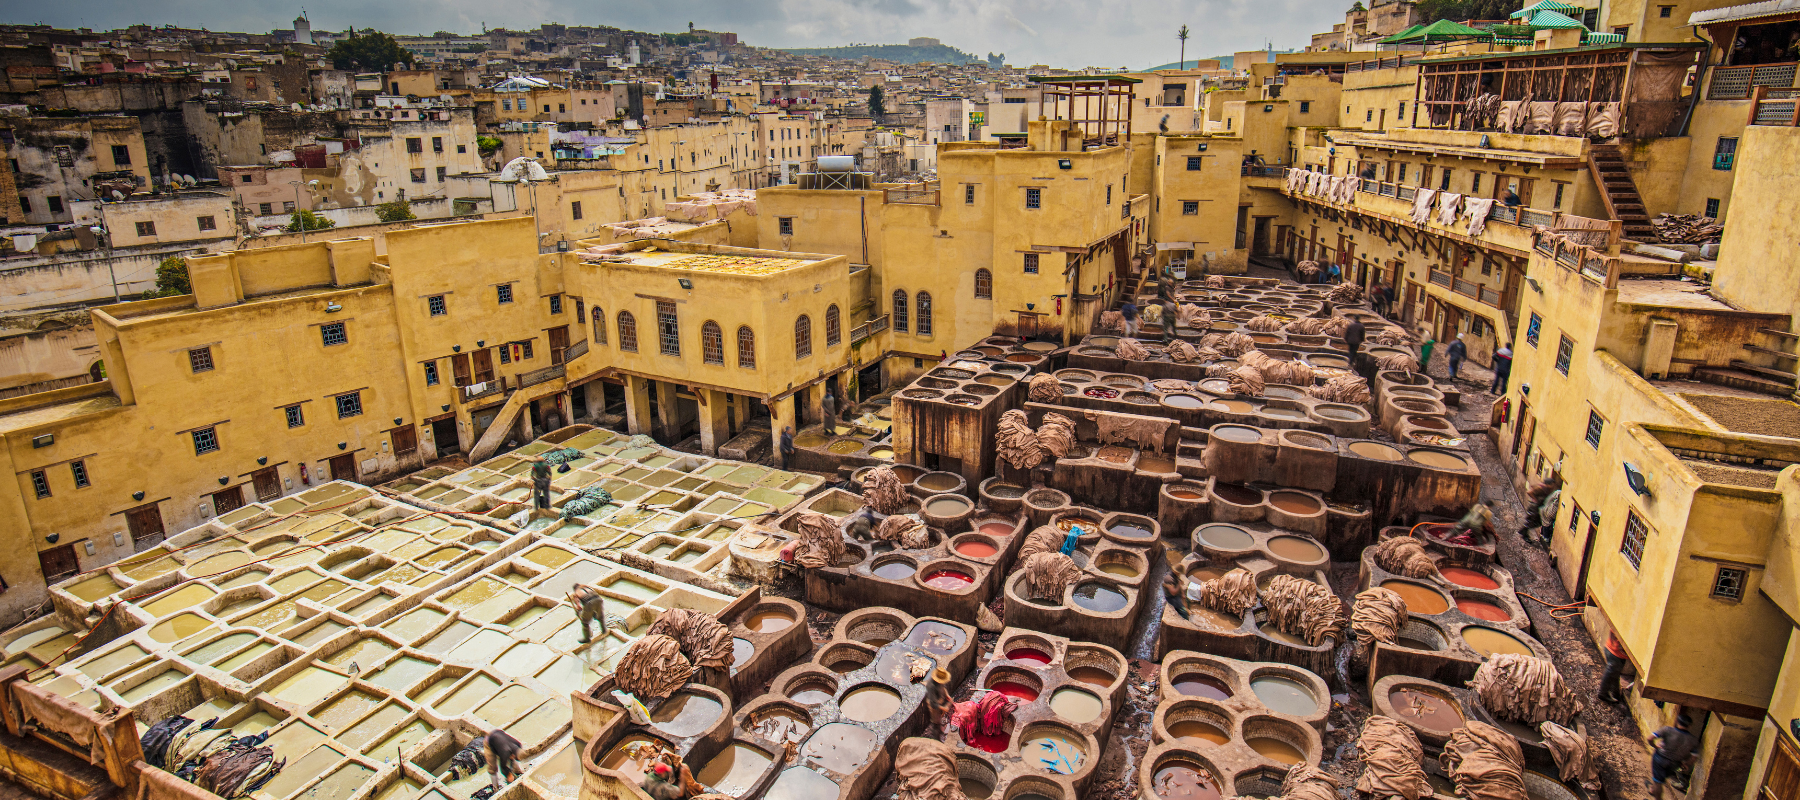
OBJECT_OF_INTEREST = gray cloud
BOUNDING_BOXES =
[8,0,1341,67]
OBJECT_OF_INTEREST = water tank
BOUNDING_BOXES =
[816,155,856,173]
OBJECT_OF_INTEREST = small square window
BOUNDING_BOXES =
[778,217,794,235]
[550,295,564,314]
[259,202,273,215]
[1659,5,1673,17]
[192,427,219,455]
[497,284,514,304]
[284,404,305,428]
[1526,313,1542,347]
[1023,252,1040,274]
[427,295,447,316]
[113,144,132,165]
[965,185,975,204]
[1299,101,1311,113]
[457,144,467,154]
[189,346,214,373]
[70,459,89,488]
[1554,334,1574,375]
[1705,198,1720,218]
[424,362,439,386]
[410,168,426,183]
[30,470,49,499]
[197,215,216,231]
[1711,566,1747,600]
[406,137,423,153]
[432,136,443,152]
[1182,201,1199,215]
[1585,410,1605,448]
[1186,156,1203,170]
[135,221,156,237]
[1025,188,1042,209]
[47,196,62,214]
[1714,137,1738,171]
[335,391,363,419]
[240,174,253,184]
[282,201,295,213]
[436,166,446,181]
[321,322,347,347]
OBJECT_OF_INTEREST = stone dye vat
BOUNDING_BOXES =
[1002,508,1162,652]
[940,627,1130,799]
[890,360,1034,488]
[1356,530,1546,690]
[1140,652,1330,800]
[798,499,1022,624]
[1159,538,1339,674]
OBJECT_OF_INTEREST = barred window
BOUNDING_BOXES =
[892,290,909,333]
[1555,334,1574,375]
[428,295,447,316]
[335,391,363,419]
[1585,410,1605,448]
[618,312,638,352]
[30,470,49,499]
[825,305,841,347]
[1525,313,1541,347]
[974,269,992,299]
[795,315,813,358]
[1023,253,1039,274]
[1712,566,1747,601]
[916,292,933,337]
[284,404,305,428]
[189,346,214,373]
[321,322,347,347]
[1621,510,1648,569]
[656,300,680,356]
[70,460,89,488]
[737,326,756,368]
[592,312,607,346]
[192,427,219,455]
[702,321,724,364]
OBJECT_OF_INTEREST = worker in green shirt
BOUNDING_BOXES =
[1418,334,1437,374]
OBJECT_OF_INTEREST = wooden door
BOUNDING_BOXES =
[472,349,495,383]
[1017,313,1038,339]
[451,353,472,386]
[212,486,245,516]
[549,326,569,365]
[38,544,78,583]
[1403,282,1422,325]
[251,467,281,501]
[1761,732,1800,800]
[328,454,357,482]
[391,426,418,457]
[126,503,164,545]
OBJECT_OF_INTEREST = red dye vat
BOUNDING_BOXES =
[1456,599,1512,622]
[989,681,1040,701]
[955,540,999,558]
[978,522,1014,537]
[1440,566,1500,590]
[1006,649,1052,665]
[963,726,1010,753]
[922,570,974,590]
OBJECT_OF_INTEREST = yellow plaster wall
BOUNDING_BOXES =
[1711,125,1800,327]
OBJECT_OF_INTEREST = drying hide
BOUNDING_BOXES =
[1021,552,1082,602]
[646,608,734,671]
[1260,574,1346,647]
[1278,764,1342,800]
[1196,567,1259,616]
[997,409,1044,470]
[1115,338,1152,361]
[1215,332,1256,358]
[1228,364,1266,397]
[1377,352,1418,373]
[1028,373,1063,404]
[791,511,847,569]
[1297,261,1322,282]
[1176,304,1211,329]
[1164,340,1202,363]
[1539,721,1601,791]
[1351,586,1409,647]
[1096,310,1126,334]
[1371,536,1446,583]
[1356,716,1431,800]
[142,715,193,768]
[1017,526,1066,563]
[894,738,966,800]
[862,466,911,515]
[1035,412,1077,459]
[875,514,933,549]
[615,634,695,700]
[1246,315,1286,333]
[1307,374,1372,406]
[1328,281,1364,305]
[1469,654,1581,727]
[1440,722,1528,800]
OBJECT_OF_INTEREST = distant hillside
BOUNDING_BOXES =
[1144,56,1234,71]
[781,43,981,65]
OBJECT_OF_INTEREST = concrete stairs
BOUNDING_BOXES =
[466,373,569,463]
[1586,146,1656,241]
[1695,328,1800,397]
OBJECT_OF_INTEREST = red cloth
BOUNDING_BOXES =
[951,692,1017,752]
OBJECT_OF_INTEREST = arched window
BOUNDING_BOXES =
[618,311,638,352]
[916,291,933,337]
[974,269,992,299]
[592,311,607,346]
[795,315,812,358]
[702,321,724,365]
[892,290,909,333]
[737,326,756,368]
[825,304,841,347]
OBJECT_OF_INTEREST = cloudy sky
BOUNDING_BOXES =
[18,0,1340,68]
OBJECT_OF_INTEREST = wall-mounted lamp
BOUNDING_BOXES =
[1526,277,1543,293]
[1197,142,1208,152]
[132,491,145,501]
[84,541,96,556]
[217,476,229,485]
[452,344,461,352]
[338,442,348,450]
[1479,134,1492,149]
[1058,159,1072,169]
[1623,462,1653,497]
[31,433,53,448]
[394,417,404,426]
[678,278,693,290]
[1589,509,1602,526]
[1025,303,1035,310]
[325,302,343,313]
[45,533,59,544]
[257,456,268,465]
[476,340,485,348]
[1264,104,1274,112]
[441,404,451,412]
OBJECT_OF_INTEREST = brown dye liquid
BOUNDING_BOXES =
[696,743,773,797]
[1251,676,1317,715]
[1247,737,1304,764]
[745,610,795,633]
[917,474,961,491]
[1189,607,1243,630]
[1165,395,1204,409]
[650,693,724,737]
[1462,627,1532,657]
[1389,687,1463,732]
[1212,483,1263,506]
[1048,688,1103,723]
[1395,636,1437,651]
[904,621,966,655]
[925,497,970,517]
[1268,492,1322,515]
[1072,583,1128,613]
[1153,764,1224,800]
[1408,450,1469,470]
[1108,522,1154,539]
[1168,489,1203,500]
[802,723,879,774]
[1167,721,1230,746]
[1348,441,1403,461]
[960,778,995,799]
[1172,675,1233,700]
[1139,455,1177,473]
[1380,581,1450,615]
[1067,666,1115,688]
[1196,525,1254,550]
[1263,628,1310,647]
[1214,400,1258,414]
[839,686,902,722]
[1211,424,1261,442]
[1267,536,1324,562]
[1099,562,1140,578]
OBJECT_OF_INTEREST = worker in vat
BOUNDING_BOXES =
[1161,561,1191,620]
[778,426,795,471]
[483,729,524,792]
[1445,499,1494,546]
[530,456,554,514]
[821,387,840,435]
[1120,302,1140,337]
[569,583,607,644]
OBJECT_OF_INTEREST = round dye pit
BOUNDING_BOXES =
[1172,674,1233,700]
[1167,487,1204,501]
[744,609,796,633]
[1388,687,1464,732]
[1212,483,1262,506]
[1250,676,1317,715]
[904,621,966,655]
[1153,762,1225,800]
[868,448,895,460]
[696,744,774,797]
[731,638,754,670]
[1071,583,1128,613]
[1213,400,1259,414]
[922,570,974,591]
[650,692,724,738]
[839,685,902,722]
[1067,666,1115,688]
[872,561,917,580]
[788,681,836,706]
[826,440,863,454]
[1168,720,1230,746]
[1379,581,1449,616]
[985,483,1025,498]
[1048,688,1103,724]
[988,680,1040,702]
[955,540,999,558]
[1268,492,1322,516]
[1267,536,1324,563]
[1211,425,1262,443]
[1196,524,1254,550]
[1165,394,1205,409]
[1021,730,1086,774]
[1006,648,1052,665]
[1348,441,1403,461]
[1462,627,1533,657]
[1108,520,1155,540]
[1097,560,1140,578]
[1408,450,1469,470]
[917,473,962,492]
[1247,737,1304,765]
[925,496,972,517]
[802,723,880,774]
[1457,598,1511,622]
[1441,566,1500,590]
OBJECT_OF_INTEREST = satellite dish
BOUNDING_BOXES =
[111,190,126,200]
[496,157,550,183]
[1623,462,1652,497]
[182,174,197,185]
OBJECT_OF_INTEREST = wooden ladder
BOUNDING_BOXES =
[1586,145,1655,241]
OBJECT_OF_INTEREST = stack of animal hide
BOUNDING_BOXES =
[1020,552,1083,602]
[1035,413,1077,459]
[791,511,847,569]
[1164,340,1202,363]
[862,466,911,515]
[1328,281,1365,304]
[1247,315,1286,332]
[1469,654,1582,727]
[1260,574,1347,646]
[1371,536,1446,582]
[875,514,933,549]
[1307,374,1372,405]
[1228,364,1266,397]
[997,409,1044,470]
[1115,338,1152,361]
[1028,373,1064,404]
[1377,352,1419,373]
[646,608,734,671]
[1350,586,1409,646]
[615,634,695,700]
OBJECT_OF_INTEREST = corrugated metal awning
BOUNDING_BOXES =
[1690,0,1800,26]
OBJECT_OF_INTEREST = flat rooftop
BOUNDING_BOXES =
[594,247,820,277]
[1614,277,1736,311]
[0,428,824,800]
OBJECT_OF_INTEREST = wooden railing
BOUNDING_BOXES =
[1242,165,1290,178]
[461,376,506,403]
[851,314,889,344]
[883,181,940,205]
[564,338,589,361]
[1750,86,1800,126]
[1312,177,1618,247]
[1345,55,1423,73]
[1535,228,1624,288]
[1709,62,1798,101]
[519,363,566,388]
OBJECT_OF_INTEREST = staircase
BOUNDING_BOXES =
[466,372,569,463]
[1586,145,1656,241]
[1694,328,1800,397]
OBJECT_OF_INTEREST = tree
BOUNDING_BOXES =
[1178,24,1191,69]
[143,256,190,298]
[376,199,416,223]
[868,84,887,120]
[326,31,416,72]
[476,135,503,156]
[287,210,337,232]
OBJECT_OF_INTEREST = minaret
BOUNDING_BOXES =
[293,13,312,45]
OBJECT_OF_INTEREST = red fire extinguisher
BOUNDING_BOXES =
[1055,296,1064,315]
[300,463,312,486]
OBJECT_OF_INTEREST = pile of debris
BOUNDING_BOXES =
[1652,213,1723,245]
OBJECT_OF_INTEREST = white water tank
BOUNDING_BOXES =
[816,155,856,172]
